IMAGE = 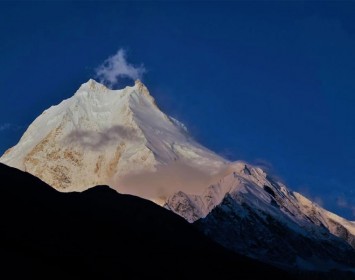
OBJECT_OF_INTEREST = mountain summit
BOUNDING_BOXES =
[0,79,225,197]
[1,79,355,271]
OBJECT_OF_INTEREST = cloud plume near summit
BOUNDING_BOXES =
[95,49,145,88]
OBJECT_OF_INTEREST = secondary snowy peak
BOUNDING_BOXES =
[166,161,355,240]
[0,79,226,193]
[165,161,355,269]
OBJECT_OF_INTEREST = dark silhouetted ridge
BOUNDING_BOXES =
[0,163,293,279]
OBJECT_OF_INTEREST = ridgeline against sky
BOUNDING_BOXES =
[0,2,354,219]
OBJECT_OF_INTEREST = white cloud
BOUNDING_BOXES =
[95,49,146,88]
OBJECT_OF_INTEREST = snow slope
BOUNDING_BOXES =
[166,161,355,246]
[0,79,226,193]
[166,161,355,269]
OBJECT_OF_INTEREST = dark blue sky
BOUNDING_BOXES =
[1,2,354,219]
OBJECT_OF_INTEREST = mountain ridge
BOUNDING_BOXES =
[165,161,355,270]
[1,79,354,272]
[0,162,296,278]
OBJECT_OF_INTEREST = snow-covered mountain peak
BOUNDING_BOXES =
[1,78,355,270]
[81,78,105,88]
[0,79,225,193]
[74,79,160,113]
[77,78,110,94]
[76,78,151,99]
[134,79,149,93]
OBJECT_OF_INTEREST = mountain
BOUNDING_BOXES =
[0,79,225,198]
[1,79,355,273]
[0,163,293,279]
[166,162,355,270]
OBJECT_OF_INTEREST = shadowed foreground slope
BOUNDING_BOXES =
[0,163,292,279]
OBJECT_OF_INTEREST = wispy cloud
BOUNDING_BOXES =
[95,48,145,88]
[253,158,286,184]
[253,158,274,173]
[313,196,324,207]
[0,123,11,131]
[337,197,348,208]
[64,125,140,151]
[295,186,325,207]
[118,161,228,203]
[0,123,22,132]
[336,196,355,218]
